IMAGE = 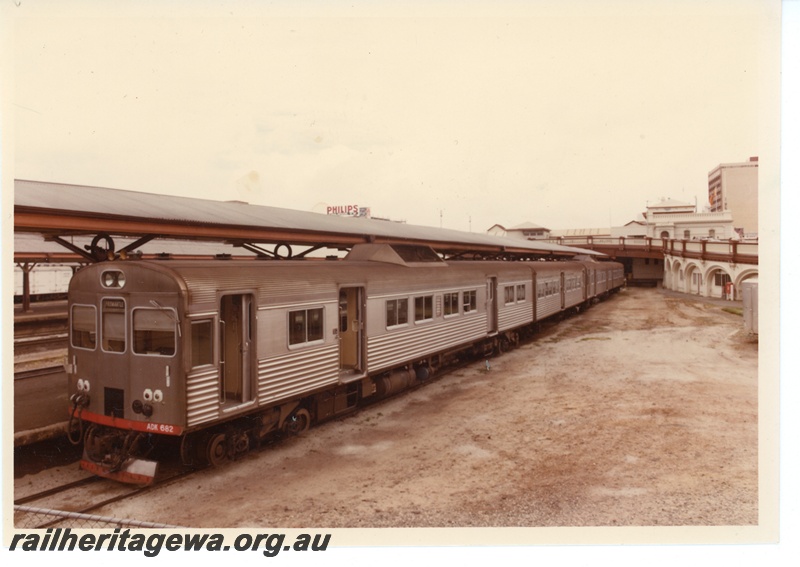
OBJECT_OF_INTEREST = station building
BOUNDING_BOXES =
[639,198,736,241]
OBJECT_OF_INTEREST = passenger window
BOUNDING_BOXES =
[463,290,477,313]
[504,286,515,305]
[386,298,409,328]
[71,305,97,350]
[517,285,526,301]
[101,298,126,353]
[289,308,324,346]
[133,308,177,356]
[414,295,433,322]
[191,320,213,367]
[443,292,459,316]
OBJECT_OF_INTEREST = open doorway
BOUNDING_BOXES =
[219,294,254,406]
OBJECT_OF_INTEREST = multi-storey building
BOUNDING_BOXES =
[708,156,758,238]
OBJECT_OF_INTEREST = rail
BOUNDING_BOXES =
[14,505,182,529]
[543,236,759,264]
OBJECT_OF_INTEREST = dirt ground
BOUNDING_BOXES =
[21,287,760,530]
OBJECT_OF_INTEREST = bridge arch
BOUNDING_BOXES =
[662,252,756,300]
[664,258,675,289]
[668,258,683,292]
[703,264,734,299]
[683,261,704,296]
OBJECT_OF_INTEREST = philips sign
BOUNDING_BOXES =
[326,204,371,218]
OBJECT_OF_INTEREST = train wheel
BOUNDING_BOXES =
[283,408,311,437]
[180,434,199,466]
[206,433,228,466]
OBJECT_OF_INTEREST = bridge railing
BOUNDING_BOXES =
[544,236,758,263]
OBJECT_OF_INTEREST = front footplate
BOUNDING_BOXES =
[80,457,158,486]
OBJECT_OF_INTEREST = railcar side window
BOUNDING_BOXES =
[71,305,97,349]
[133,308,176,356]
[414,295,433,322]
[443,292,459,316]
[191,320,213,367]
[463,290,477,313]
[101,298,126,353]
[504,286,515,305]
[538,281,559,298]
[386,298,409,327]
[289,308,324,346]
[517,284,526,301]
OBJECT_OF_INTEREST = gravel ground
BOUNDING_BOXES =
[84,287,759,532]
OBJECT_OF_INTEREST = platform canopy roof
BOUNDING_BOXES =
[14,179,602,262]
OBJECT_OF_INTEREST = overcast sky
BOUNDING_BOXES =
[8,0,780,233]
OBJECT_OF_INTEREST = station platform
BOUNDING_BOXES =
[14,299,68,322]
[13,300,70,446]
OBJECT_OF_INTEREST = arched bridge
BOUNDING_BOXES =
[545,236,759,299]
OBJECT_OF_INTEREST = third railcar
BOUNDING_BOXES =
[66,244,624,484]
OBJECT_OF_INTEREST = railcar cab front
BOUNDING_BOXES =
[67,262,188,484]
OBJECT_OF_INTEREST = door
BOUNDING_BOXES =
[487,277,498,334]
[219,294,254,405]
[339,287,364,374]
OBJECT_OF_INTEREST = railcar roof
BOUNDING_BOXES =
[15,179,603,259]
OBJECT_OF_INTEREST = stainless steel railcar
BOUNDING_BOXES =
[66,244,623,484]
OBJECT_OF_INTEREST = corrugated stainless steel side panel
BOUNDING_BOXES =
[186,367,220,427]
[368,314,487,373]
[597,273,609,293]
[498,302,533,331]
[565,288,584,308]
[257,345,339,404]
[537,296,561,320]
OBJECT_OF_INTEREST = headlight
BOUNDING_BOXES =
[143,388,153,401]
[153,389,164,403]
[101,270,126,288]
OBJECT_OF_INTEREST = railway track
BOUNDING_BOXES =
[14,364,65,381]
[14,476,103,506]
[14,333,68,357]
[14,310,68,357]
[13,465,199,529]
